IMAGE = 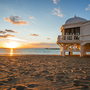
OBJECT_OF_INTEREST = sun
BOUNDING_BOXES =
[5,42,18,48]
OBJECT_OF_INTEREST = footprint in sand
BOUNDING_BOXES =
[45,76,54,81]
[28,84,38,88]
[16,86,26,90]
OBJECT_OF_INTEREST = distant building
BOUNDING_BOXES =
[56,16,90,57]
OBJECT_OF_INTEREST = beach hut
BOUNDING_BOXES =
[56,16,90,57]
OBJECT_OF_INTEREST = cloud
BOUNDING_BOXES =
[47,38,50,40]
[29,16,35,19]
[0,35,6,38]
[6,37,28,42]
[52,8,64,17]
[0,29,16,38]
[30,34,39,36]
[0,30,6,34]
[4,15,29,25]
[0,34,15,38]
[27,42,59,48]
[5,29,17,33]
[85,4,90,10]
[53,0,60,4]
[6,34,15,37]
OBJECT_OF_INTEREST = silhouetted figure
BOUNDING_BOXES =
[69,52,70,55]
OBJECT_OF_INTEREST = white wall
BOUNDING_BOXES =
[80,21,90,41]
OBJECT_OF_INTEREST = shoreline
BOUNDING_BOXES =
[0,54,90,57]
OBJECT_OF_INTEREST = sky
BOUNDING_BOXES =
[0,0,90,48]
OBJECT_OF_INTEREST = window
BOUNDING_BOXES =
[75,27,80,35]
[65,29,70,35]
[65,27,80,35]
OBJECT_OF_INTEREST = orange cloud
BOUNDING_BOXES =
[4,15,29,25]
[0,30,6,34]
[85,4,90,10]
[0,34,15,38]
[29,16,35,19]
[5,29,17,33]
[52,8,64,17]
[6,34,15,37]
[47,38,50,40]
[53,0,60,4]
[30,34,39,36]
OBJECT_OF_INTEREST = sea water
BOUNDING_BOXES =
[0,48,60,55]
[0,48,89,55]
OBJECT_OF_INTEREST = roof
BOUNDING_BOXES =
[65,16,87,25]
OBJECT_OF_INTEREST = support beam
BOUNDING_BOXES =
[70,52,73,55]
[80,45,83,57]
[61,44,65,56]
[84,52,86,56]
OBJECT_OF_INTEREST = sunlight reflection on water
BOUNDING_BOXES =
[10,48,13,55]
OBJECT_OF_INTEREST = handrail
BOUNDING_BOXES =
[57,35,80,41]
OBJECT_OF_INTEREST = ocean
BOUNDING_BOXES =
[0,48,61,55]
[0,48,84,55]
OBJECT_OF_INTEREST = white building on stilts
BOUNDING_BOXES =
[56,16,90,57]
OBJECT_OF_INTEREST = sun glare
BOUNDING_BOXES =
[5,42,18,48]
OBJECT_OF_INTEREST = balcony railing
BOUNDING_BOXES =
[57,35,80,41]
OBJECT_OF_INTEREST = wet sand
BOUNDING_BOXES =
[0,55,90,90]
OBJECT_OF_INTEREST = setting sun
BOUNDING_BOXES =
[5,42,18,48]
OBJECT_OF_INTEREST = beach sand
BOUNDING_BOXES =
[0,55,90,90]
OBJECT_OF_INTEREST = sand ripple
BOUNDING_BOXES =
[0,55,90,90]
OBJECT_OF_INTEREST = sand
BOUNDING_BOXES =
[0,55,90,90]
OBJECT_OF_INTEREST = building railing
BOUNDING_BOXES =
[57,35,80,41]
